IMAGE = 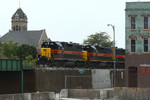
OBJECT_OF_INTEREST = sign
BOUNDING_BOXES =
[79,69,85,74]
[141,67,150,75]
[140,64,150,67]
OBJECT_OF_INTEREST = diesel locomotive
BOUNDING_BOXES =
[36,41,125,69]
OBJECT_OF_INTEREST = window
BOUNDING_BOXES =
[131,38,136,52]
[144,38,148,52]
[19,26,21,30]
[16,25,18,31]
[143,16,148,30]
[131,17,136,30]
[13,26,16,31]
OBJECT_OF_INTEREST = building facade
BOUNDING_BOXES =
[11,7,28,31]
[0,7,50,53]
[125,2,150,87]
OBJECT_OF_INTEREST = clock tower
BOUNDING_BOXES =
[11,7,28,31]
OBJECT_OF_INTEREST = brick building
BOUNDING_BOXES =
[125,2,150,87]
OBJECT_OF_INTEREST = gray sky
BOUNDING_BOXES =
[0,0,149,48]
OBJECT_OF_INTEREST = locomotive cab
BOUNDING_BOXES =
[82,45,97,53]
[82,45,97,61]
[41,42,51,57]
[36,42,51,65]
[49,41,64,50]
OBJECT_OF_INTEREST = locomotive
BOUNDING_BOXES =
[36,41,125,69]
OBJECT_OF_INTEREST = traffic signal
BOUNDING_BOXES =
[111,48,115,60]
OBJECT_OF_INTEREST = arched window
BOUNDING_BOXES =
[13,26,16,31]
[16,25,18,31]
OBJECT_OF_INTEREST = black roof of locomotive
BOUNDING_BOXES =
[60,42,82,51]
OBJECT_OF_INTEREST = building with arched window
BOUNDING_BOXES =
[0,7,50,53]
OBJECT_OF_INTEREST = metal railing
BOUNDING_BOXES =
[0,59,35,71]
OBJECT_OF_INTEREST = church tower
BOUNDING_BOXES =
[11,7,28,31]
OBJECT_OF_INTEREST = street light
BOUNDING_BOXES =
[107,24,116,87]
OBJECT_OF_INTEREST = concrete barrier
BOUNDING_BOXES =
[60,89,68,98]
[60,89,102,99]
[107,87,150,100]
[60,87,150,100]
[0,92,55,100]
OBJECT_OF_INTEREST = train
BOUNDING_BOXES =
[36,41,125,69]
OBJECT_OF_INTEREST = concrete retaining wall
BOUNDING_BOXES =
[35,68,92,93]
[0,68,125,94]
[0,92,55,100]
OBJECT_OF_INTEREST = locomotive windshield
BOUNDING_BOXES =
[49,41,64,50]
[41,42,49,48]
[55,42,63,47]
[82,45,97,53]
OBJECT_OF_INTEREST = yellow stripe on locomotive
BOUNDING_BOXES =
[41,48,51,59]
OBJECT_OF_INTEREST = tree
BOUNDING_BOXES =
[0,41,2,57]
[83,32,113,47]
[16,44,37,60]
[0,40,37,60]
[1,40,19,59]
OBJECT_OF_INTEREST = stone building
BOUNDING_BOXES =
[0,7,49,52]
[125,2,150,87]
[11,7,28,31]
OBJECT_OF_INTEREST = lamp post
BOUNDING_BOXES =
[107,24,116,87]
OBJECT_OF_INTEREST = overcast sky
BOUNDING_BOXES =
[0,0,150,48]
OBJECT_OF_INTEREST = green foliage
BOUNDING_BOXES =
[1,40,19,59]
[25,55,33,61]
[16,44,37,60]
[83,32,113,47]
[23,55,36,67]
[0,40,37,60]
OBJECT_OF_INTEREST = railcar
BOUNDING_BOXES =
[82,45,125,68]
[37,41,125,69]
[37,41,86,67]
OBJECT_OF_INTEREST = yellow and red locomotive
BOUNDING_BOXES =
[37,41,125,69]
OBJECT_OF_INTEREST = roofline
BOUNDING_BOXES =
[38,29,44,45]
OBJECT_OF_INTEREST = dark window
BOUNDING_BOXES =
[16,25,18,31]
[131,17,136,29]
[131,38,136,52]
[19,26,21,30]
[144,16,148,29]
[144,38,148,52]
[13,26,16,31]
